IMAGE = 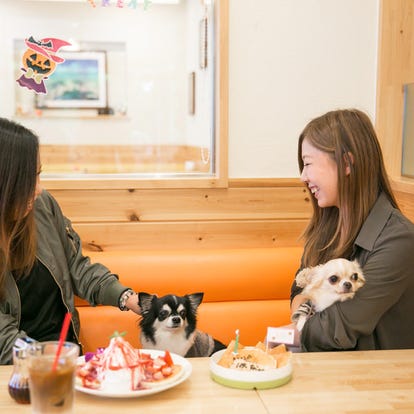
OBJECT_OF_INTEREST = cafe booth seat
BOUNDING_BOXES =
[75,247,302,354]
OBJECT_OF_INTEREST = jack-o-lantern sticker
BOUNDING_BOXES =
[16,36,71,94]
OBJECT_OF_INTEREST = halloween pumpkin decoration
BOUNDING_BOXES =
[16,36,71,94]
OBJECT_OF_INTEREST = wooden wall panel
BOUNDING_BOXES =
[395,190,414,222]
[376,0,414,213]
[49,186,311,223]
[47,179,311,252]
[46,177,412,254]
[376,0,409,177]
[74,220,308,253]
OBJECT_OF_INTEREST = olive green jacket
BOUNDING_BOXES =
[293,193,414,351]
[0,190,129,364]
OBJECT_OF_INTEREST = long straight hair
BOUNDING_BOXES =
[298,109,398,267]
[0,118,39,296]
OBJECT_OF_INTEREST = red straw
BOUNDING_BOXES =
[52,312,72,371]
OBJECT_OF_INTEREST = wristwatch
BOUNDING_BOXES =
[119,289,135,311]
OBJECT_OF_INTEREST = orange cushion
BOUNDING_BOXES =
[77,300,292,353]
[76,247,302,305]
[75,247,302,353]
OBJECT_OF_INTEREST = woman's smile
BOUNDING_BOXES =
[301,138,339,208]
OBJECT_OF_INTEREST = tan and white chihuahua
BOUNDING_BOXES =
[292,258,365,331]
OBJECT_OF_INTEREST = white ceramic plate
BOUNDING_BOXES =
[209,349,292,390]
[75,349,192,398]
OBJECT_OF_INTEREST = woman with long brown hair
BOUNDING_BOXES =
[290,109,414,350]
[0,118,140,364]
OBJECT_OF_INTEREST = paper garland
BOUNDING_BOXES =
[87,0,152,9]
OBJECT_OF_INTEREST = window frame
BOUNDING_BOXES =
[41,0,229,191]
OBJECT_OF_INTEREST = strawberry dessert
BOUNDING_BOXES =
[76,335,179,391]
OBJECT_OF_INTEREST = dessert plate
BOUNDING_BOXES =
[75,349,192,398]
[209,349,292,390]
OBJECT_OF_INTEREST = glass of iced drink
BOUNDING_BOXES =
[27,341,79,414]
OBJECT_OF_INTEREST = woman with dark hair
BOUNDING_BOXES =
[0,117,140,364]
[290,108,414,351]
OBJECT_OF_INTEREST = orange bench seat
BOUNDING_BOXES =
[75,247,302,353]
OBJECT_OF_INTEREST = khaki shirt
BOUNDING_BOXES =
[299,193,414,351]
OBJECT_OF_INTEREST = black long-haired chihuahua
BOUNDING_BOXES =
[138,292,225,357]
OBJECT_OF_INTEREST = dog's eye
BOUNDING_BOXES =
[159,310,170,320]
[351,273,358,281]
[179,309,187,318]
[328,275,339,284]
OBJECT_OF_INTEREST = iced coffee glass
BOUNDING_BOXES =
[27,341,79,414]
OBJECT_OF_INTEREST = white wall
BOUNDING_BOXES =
[228,0,379,178]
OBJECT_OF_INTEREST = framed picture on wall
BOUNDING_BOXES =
[36,51,107,109]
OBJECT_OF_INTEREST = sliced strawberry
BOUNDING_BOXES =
[163,350,174,367]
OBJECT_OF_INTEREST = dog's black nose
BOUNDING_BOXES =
[343,281,352,291]
[172,316,181,324]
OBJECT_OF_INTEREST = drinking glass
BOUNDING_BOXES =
[27,341,79,414]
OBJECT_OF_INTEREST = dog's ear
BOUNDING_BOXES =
[351,260,366,283]
[187,292,204,311]
[138,292,156,314]
[295,268,314,287]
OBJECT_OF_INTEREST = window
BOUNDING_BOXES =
[4,0,228,189]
